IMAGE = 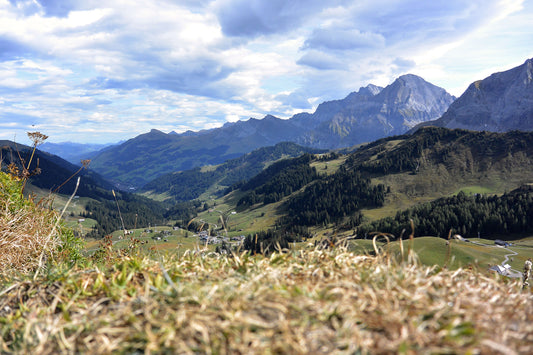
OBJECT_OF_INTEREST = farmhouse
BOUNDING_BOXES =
[495,240,511,247]
[452,234,468,242]
[489,264,512,276]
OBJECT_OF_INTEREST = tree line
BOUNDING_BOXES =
[278,167,386,227]
[345,127,533,176]
[237,154,319,207]
[357,190,533,239]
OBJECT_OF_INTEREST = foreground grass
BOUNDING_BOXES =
[0,172,80,274]
[1,249,532,354]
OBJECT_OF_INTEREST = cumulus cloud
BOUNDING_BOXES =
[0,0,529,143]
[93,58,238,99]
[304,28,385,51]
[214,0,341,38]
[297,50,345,70]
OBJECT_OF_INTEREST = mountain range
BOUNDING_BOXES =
[197,126,533,237]
[90,74,455,187]
[39,142,118,165]
[73,58,533,189]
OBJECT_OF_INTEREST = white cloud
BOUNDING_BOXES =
[0,0,530,143]
[304,28,385,51]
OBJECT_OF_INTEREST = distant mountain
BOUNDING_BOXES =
[0,140,172,238]
[293,74,455,148]
[40,142,117,164]
[140,142,325,203]
[415,58,533,132]
[90,74,454,187]
[0,140,113,198]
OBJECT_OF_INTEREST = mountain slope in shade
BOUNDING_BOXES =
[416,58,533,132]
[90,75,454,187]
[0,140,113,198]
[140,142,326,203]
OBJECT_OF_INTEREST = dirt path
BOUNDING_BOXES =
[468,240,522,278]
[501,247,522,278]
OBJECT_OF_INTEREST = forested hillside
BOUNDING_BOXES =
[211,127,533,243]
[236,154,319,207]
[346,127,533,176]
[278,168,386,228]
[358,189,533,239]
[141,142,324,202]
[1,141,112,199]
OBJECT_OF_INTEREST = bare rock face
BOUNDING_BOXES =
[418,58,533,132]
[295,74,455,148]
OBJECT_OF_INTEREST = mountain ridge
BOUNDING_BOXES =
[0,140,113,198]
[140,142,326,203]
[414,58,533,132]
[91,74,454,187]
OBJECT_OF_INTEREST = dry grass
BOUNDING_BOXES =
[1,248,532,354]
[0,197,61,274]
[0,172,67,275]
[1,132,82,276]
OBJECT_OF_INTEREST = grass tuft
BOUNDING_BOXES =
[0,172,81,276]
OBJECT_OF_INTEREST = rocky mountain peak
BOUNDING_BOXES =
[380,74,454,108]
[415,57,533,132]
[357,84,383,96]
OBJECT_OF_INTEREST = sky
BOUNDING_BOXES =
[0,0,532,145]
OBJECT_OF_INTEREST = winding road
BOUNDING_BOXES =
[468,239,522,278]
[500,247,522,278]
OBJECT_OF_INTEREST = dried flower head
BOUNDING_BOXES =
[81,159,91,169]
[27,132,48,147]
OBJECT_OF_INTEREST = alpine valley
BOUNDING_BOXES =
[4,58,533,248]
[88,59,533,190]
[4,2,533,352]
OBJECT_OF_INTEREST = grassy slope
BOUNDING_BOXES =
[25,183,99,237]
[208,130,533,236]
[1,249,531,354]
[350,236,533,272]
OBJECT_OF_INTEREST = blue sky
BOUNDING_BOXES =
[1,0,532,144]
